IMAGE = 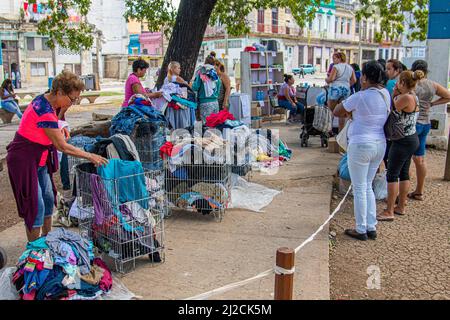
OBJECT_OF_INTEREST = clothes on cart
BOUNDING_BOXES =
[94,159,148,233]
[110,102,166,136]
[160,141,175,159]
[165,94,197,130]
[160,82,184,101]
[12,231,112,300]
[191,182,228,204]
[216,119,245,130]
[127,94,152,107]
[97,159,148,208]
[205,110,235,128]
[176,192,224,212]
[89,135,140,161]
[68,135,97,150]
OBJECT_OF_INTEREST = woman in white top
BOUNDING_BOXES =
[326,52,356,130]
[333,60,390,241]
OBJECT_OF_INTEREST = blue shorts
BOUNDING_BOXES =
[33,166,55,228]
[414,123,431,157]
[328,86,350,101]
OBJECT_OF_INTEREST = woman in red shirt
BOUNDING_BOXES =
[7,70,108,242]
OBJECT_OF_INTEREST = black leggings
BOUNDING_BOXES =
[386,133,419,183]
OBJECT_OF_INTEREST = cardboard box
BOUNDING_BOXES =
[328,137,340,153]
[251,119,262,129]
[251,106,262,117]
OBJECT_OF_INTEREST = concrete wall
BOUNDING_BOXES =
[87,0,129,55]
[0,0,21,20]
[104,55,128,80]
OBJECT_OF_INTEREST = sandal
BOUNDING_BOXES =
[377,210,395,222]
[393,207,406,216]
[407,192,423,201]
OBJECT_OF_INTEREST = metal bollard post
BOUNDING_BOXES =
[274,247,295,300]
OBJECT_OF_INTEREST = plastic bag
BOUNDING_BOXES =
[338,153,351,181]
[99,274,139,300]
[373,171,388,200]
[313,105,332,133]
[228,174,282,212]
[0,267,20,300]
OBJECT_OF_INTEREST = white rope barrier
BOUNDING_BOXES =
[184,186,352,300]
[273,266,296,275]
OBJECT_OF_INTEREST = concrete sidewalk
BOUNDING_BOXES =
[0,122,340,299]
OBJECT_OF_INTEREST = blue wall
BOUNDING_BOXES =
[428,0,450,39]
[128,34,141,55]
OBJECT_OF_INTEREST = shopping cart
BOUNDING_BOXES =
[165,154,232,222]
[130,121,167,171]
[76,163,166,274]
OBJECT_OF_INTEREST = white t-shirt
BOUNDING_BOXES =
[343,88,390,145]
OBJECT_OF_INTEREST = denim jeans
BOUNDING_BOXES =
[347,141,386,234]
[60,153,71,190]
[278,100,304,116]
[1,100,23,119]
[33,166,55,228]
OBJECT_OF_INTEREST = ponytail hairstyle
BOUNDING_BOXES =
[167,61,181,78]
[284,74,294,83]
[399,70,425,90]
[333,52,346,63]
[205,55,216,66]
[411,59,428,75]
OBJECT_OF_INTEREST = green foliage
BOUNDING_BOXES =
[356,0,429,42]
[36,0,94,52]
[124,0,428,42]
[38,0,429,53]
[123,0,177,37]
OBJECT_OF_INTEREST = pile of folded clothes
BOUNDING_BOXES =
[12,228,112,300]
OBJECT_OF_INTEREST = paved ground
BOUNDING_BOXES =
[329,148,450,300]
[0,120,340,299]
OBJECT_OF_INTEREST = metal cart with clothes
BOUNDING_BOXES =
[163,137,232,222]
[75,160,166,274]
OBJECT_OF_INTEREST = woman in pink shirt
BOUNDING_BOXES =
[122,58,162,107]
[7,70,108,242]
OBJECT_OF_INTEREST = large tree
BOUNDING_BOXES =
[40,0,429,84]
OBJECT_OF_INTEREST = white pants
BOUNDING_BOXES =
[347,141,386,234]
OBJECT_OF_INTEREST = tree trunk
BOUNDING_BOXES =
[156,0,218,88]
[52,39,57,77]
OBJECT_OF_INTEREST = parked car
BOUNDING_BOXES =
[292,64,316,75]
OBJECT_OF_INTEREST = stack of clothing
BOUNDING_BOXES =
[157,82,197,130]
[110,97,166,136]
[12,228,112,300]
[205,110,245,130]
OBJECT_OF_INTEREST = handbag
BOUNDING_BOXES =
[374,89,405,141]
[336,118,351,151]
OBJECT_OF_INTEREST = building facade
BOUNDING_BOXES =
[0,0,129,87]
[202,0,403,77]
